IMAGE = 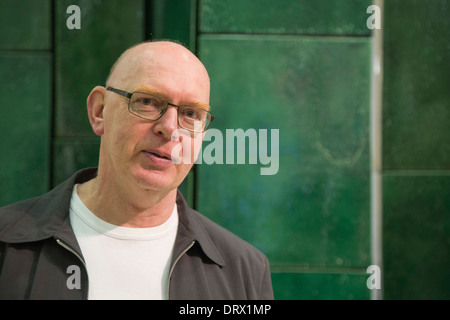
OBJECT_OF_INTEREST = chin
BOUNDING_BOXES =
[131,166,180,192]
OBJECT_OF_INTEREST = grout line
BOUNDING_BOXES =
[383,170,450,176]
[198,32,372,38]
[270,265,368,275]
[49,0,56,190]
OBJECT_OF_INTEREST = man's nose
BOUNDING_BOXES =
[152,106,179,137]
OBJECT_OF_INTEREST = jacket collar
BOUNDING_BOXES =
[0,168,224,267]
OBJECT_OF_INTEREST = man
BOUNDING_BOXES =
[0,41,274,299]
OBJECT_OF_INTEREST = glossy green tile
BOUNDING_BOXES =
[383,0,450,170]
[0,53,51,206]
[199,0,371,36]
[383,175,450,299]
[178,170,195,208]
[0,0,51,50]
[198,165,371,267]
[52,138,100,186]
[272,272,370,300]
[54,0,144,137]
[149,0,196,49]
[197,35,371,266]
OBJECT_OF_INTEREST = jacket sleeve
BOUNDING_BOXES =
[259,255,274,299]
[0,242,3,268]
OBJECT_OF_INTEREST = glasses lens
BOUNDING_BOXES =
[178,106,211,132]
[129,92,166,120]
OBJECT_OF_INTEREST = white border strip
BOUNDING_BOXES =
[370,0,384,300]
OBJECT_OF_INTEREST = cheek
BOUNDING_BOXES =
[103,114,144,158]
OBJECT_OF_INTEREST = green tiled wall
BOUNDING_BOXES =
[199,0,371,36]
[0,0,51,50]
[149,0,197,51]
[383,175,450,299]
[197,0,373,299]
[198,36,371,266]
[383,0,450,170]
[382,0,450,299]
[0,0,52,206]
[0,52,51,206]
[52,139,100,185]
[272,272,369,300]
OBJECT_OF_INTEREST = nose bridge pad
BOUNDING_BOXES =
[158,105,169,118]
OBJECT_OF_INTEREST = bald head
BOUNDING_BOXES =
[105,41,210,105]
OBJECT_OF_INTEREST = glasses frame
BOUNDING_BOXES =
[106,86,214,132]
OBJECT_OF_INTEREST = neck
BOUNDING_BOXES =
[77,174,177,228]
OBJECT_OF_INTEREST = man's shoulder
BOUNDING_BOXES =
[0,196,40,228]
[187,208,269,265]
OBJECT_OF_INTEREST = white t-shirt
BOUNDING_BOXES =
[69,185,179,300]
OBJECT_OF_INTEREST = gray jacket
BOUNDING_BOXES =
[0,168,273,299]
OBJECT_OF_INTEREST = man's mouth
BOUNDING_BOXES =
[143,149,174,166]
[148,151,170,160]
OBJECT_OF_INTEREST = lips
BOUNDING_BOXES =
[143,149,174,167]
[148,150,171,160]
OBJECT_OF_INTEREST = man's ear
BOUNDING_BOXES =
[86,86,107,136]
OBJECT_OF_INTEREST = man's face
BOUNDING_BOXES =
[100,43,210,194]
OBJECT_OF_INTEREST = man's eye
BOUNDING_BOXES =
[181,107,201,119]
[139,97,157,106]
[133,97,164,112]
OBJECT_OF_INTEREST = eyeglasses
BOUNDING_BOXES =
[106,86,214,133]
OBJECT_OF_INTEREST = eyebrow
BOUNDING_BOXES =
[133,85,211,111]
